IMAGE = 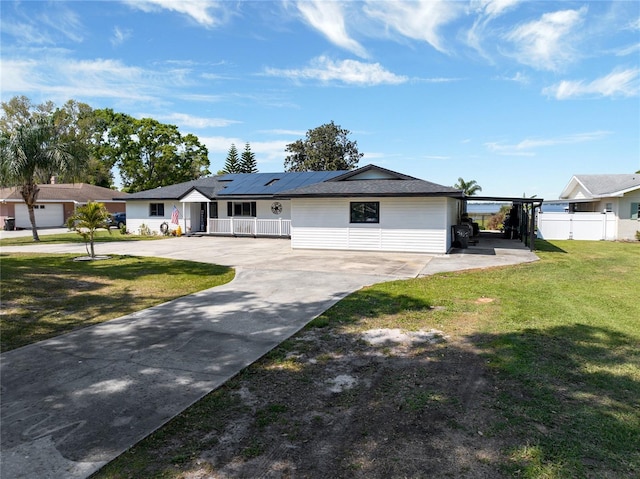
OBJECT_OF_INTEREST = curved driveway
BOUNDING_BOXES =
[0,236,538,478]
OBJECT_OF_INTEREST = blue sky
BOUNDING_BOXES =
[1,0,639,199]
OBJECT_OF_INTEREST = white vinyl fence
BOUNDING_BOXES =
[537,212,617,241]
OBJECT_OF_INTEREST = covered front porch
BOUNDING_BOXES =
[177,198,291,238]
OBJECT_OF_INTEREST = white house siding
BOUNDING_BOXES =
[290,197,452,253]
[127,199,292,235]
[619,191,640,240]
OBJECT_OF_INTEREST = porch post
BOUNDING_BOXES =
[182,201,186,233]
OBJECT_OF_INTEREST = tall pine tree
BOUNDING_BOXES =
[240,142,258,173]
[222,143,240,173]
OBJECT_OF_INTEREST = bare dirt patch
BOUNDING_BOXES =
[160,326,512,479]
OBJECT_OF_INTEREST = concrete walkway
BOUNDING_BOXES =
[0,234,538,478]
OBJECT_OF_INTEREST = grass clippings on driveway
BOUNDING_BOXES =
[0,253,234,352]
[91,240,640,479]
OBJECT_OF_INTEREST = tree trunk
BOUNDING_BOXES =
[20,183,40,242]
[89,232,95,258]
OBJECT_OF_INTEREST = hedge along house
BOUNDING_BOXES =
[537,174,640,241]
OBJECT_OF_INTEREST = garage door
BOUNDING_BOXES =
[15,203,64,228]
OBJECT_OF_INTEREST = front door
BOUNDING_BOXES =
[199,203,206,232]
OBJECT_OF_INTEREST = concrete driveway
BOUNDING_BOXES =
[0,235,538,478]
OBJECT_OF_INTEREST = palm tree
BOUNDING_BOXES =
[0,117,85,241]
[66,201,111,259]
[454,177,483,196]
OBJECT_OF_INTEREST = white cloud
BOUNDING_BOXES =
[543,68,640,99]
[264,56,407,86]
[1,3,84,45]
[296,1,367,57]
[485,131,611,156]
[467,0,521,59]
[473,0,522,19]
[111,26,131,47]
[157,113,241,129]
[120,0,230,28]
[363,0,463,54]
[505,7,586,71]
[0,56,164,103]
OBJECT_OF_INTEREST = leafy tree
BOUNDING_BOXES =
[52,100,112,186]
[454,177,483,196]
[0,96,54,131]
[240,142,258,173]
[0,116,87,241]
[1,96,112,187]
[93,110,210,192]
[284,121,363,172]
[65,201,111,258]
[222,143,241,173]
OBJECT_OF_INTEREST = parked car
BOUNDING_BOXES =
[107,212,126,229]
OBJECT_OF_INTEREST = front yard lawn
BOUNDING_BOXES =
[90,240,639,479]
[0,254,234,352]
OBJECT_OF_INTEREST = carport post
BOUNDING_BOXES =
[529,202,542,251]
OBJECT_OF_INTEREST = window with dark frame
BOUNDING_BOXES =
[150,203,165,216]
[350,202,379,223]
[227,201,257,217]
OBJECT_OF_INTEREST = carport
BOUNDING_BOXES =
[462,196,544,251]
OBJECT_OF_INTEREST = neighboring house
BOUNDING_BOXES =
[537,174,640,241]
[124,164,466,254]
[0,183,129,229]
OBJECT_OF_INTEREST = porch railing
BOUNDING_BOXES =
[208,218,291,237]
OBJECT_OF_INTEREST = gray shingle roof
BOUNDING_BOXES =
[121,165,464,201]
[571,174,640,197]
[0,183,128,202]
[277,179,463,197]
[125,177,225,200]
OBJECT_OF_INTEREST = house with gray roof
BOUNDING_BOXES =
[124,164,466,253]
[278,165,464,252]
[537,173,640,241]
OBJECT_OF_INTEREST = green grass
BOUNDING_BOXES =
[89,239,639,479]
[0,253,235,352]
[315,239,640,477]
[0,229,167,246]
[6,240,637,478]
